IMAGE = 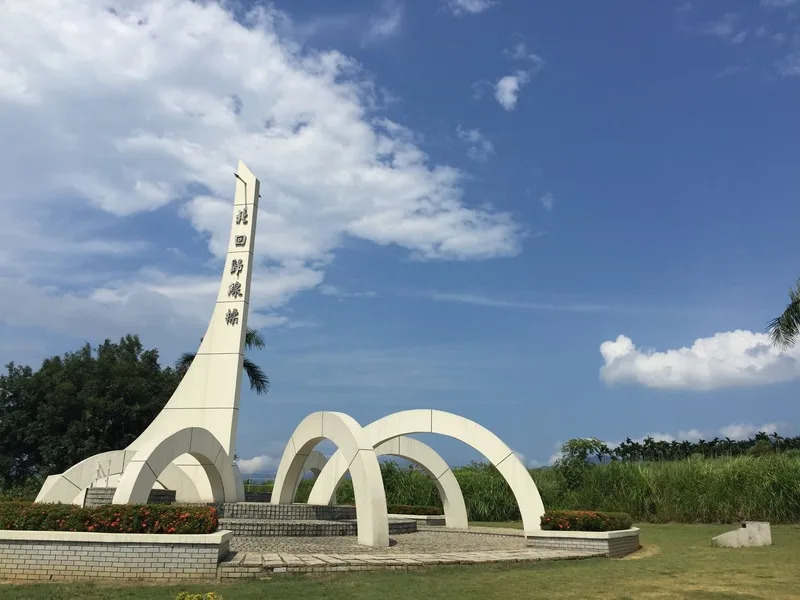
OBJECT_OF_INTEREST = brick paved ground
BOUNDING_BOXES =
[230,526,527,554]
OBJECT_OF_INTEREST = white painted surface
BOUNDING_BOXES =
[37,161,260,506]
[525,527,640,539]
[271,412,390,547]
[307,409,545,531]
[712,522,772,548]
[0,530,232,545]
[308,434,469,529]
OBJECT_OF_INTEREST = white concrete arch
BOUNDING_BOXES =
[271,412,389,547]
[35,450,205,505]
[112,428,238,505]
[306,410,545,532]
[290,449,329,501]
[309,435,469,529]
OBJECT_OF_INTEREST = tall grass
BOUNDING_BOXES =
[310,455,800,523]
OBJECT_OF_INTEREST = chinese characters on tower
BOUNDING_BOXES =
[230,258,243,278]
[225,189,251,326]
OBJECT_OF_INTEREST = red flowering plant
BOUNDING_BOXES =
[0,500,217,534]
[540,510,632,532]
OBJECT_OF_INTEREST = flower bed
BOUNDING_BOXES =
[540,510,632,532]
[528,510,639,557]
[0,500,217,534]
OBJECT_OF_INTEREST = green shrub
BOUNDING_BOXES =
[387,504,442,515]
[541,510,632,531]
[0,501,218,534]
[286,455,800,524]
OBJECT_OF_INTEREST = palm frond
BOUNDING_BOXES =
[767,280,800,349]
[174,352,196,378]
[242,357,270,395]
[245,327,266,351]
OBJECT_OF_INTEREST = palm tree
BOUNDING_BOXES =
[767,279,800,349]
[175,327,270,395]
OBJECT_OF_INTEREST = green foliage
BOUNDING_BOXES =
[540,509,632,531]
[175,593,223,600]
[588,432,798,463]
[297,456,800,524]
[540,509,631,531]
[242,479,273,493]
[553,438,610,489]
[387,504,442,515]
[534,454,800,523]
[0,335,179,490]
[767,277,800,349]
[748,439,774,457]
[0,501,218,534]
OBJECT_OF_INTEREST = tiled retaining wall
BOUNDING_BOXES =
[218,502,356,520]
[83,488,176,507]
[0,530,230,581]
[219,518,417,537]
[526,528,640,558]
[244,491,271,502]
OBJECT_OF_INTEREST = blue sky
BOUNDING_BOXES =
[0,0,798,472]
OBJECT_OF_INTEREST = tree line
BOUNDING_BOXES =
[561,433,799,466]
[0,332,269,492]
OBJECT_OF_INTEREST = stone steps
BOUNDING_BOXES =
[217,502,356,521]
[219,518,418,537]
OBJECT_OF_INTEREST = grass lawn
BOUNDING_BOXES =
[4,524,800,600]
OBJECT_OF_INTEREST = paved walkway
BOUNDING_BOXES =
[220,547,603,576]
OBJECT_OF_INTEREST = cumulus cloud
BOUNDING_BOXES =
[236,454,280,475]
[719,423,780,439]
[0,1,522,348]
[492,46,543,111]
[445,0,497,16]
[495,71,530,110]
[456,126,494,161]
[600,330,800,390]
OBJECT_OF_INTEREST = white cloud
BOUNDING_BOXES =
[456,126,494,161]
[430,291,611,312]
[236,454,280,475]
[0,1,522,346]
[702,13,747,44]
[761,0,799,7]
[719,423,780,440]
[319,284,377,299]
[491,42,545,111]
[364,1,403,45]
[503,42,546,69]
[495,71,530,110]
[538,192,556,211]
[600,330,800,390]
[445,0,497,16]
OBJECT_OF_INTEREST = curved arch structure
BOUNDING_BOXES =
[35,450,205,505]
[113,428,238,504]
[37,161,260,506]
[309,435,469,529]
[289,450,329,501]
[271,412,389,547]
[306,410,545,532]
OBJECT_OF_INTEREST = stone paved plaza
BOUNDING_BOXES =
[230,526,527,554]
[221,544,603,577]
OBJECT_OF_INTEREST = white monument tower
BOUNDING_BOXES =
[36,161,260,505]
